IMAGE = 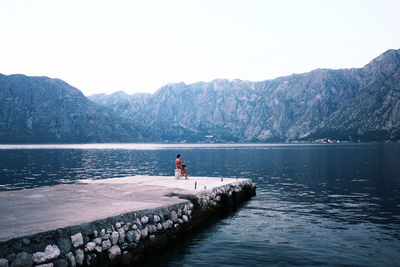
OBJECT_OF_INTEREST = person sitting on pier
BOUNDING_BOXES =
[175,154,188,179]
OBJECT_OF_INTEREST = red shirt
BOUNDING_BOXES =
[175,158,182,169]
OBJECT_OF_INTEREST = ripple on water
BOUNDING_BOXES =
[0,144,400,266]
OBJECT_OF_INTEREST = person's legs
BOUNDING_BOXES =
[183,167,188,179]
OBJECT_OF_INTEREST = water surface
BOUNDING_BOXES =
[0,143,399,266]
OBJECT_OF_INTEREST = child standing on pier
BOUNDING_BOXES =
[176,154,189,179]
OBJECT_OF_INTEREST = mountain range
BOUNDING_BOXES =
[0,74,148,143]
[1,49,400,143]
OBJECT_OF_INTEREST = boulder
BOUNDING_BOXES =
[140,216,149,224]
[65,252,76,267]
[74,250,84,266]
[57,239,71,255]
[10,252,32,267]
[108,246,121,261]
[147,225,157,234]
[84,242,96,252]
[93,238,102,246]
[117,228,125,244]
[170,211,178,223]
[110,231,119,245]
[102,240,112,250]
[32,245,60,264]
[71,233,83,248]
[140,227,148,239]
[125,231,135,243]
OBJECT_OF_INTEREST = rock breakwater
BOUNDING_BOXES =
[0,178,255,266]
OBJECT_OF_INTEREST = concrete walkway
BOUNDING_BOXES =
[0,176,244,242]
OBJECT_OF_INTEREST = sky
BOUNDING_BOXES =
[1,0,400,96]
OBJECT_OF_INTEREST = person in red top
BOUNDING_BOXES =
[175,154,188,179]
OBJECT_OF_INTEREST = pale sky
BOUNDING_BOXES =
[1,0,399,96]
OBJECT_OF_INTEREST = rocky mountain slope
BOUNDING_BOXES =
[1,49,398,143]
[90,49,400,142]
[0,74,147,143]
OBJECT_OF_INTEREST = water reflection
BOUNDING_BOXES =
[0,143,400,265]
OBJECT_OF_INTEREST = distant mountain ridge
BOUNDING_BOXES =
[89,49,400,142]
[0,74,148,143]
[0,48,399,143]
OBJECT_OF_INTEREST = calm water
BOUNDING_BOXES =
[1,143,400,266]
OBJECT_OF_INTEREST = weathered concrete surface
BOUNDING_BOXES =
[0,176,247,242]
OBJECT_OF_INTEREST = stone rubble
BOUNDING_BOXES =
[32,245,60,264]
[70,234,83,248]
[0,179,255,266]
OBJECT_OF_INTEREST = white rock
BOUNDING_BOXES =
[183,204,189,214]
[157,223,163,230]
[123,223,131,231]
[170,211,178,223]
[75,249,84,266]
[45,244,60,260]
[162,219,173,229]
[94,237,102,245]
[65,252,76,267]
[134,218,142,228]
[84,242,95,252]
[141,216,149,224]
[108,245,121,261]
[147,225,157,234]
[71,233,83,248]
[95,246,103,253]
[36,263,53,267]
[32,252,46,264]
[132,224,138,230]
[141,227,148,239]
[153,215,160,223]
[134,230,141,243]
[32,244,60,264]
[102,239,112,250]
[118,228,125,243]
[110,231,119,245]
[182,215,189,222]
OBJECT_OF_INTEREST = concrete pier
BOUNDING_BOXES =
[0,176,256,266]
